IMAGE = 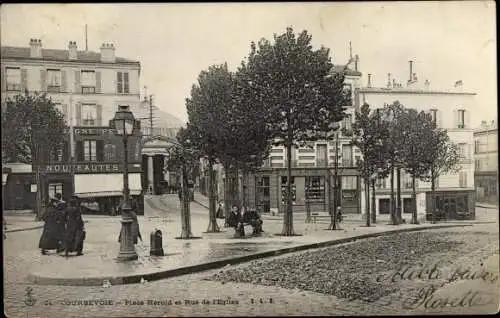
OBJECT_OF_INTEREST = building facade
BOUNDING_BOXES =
[359,65,476,220]
[474,120,498,204]
[1,39,144,214]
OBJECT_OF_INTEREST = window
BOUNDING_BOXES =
[305,176,325,203]
[474,139,481,153]
[403,173,412,189]
[459,171,467,187]
[83,140,97,161]
[81,70,96,93]
[117,72,130,94]
[316,144,327,166]
[47,69,61,92]
[342,144,353,166]
[457,109,466,129]
[48,183,63,199]
[430,109,438,126]
[342,176,357,190]
[343,84,352,106]
[342,113,353,132]
[6,67,21,91]
[458,143,468,160]
[104,144,116,161]
[270,148,284,153]
[270,156,284,161]
[376,178,387,189]
[256,176,270,213]
[82,104,97,126]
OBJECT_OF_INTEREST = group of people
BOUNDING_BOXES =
[39,193,86,257]
[227,205,264,238]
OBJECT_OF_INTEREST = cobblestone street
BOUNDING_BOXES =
[4,212,498,316]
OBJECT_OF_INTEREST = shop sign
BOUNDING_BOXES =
[74,127,115,136]
[44,163,120,174]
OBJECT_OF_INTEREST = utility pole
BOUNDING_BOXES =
[149,95,154,136]
[328,130,339,230]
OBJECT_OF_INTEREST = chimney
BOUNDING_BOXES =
[454,80,463,92]
[29,38,42,58]
[408,60,413,84]
[367,74,372,88]
[392,78,397,88]
[354,54,359,71]
[424,79,430,90]
[100,43,116,63]
[387,73,392,88]
[68,41,78,60]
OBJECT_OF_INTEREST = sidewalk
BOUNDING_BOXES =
[13,210,472,286]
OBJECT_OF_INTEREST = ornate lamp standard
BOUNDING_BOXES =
[111,105,138,262]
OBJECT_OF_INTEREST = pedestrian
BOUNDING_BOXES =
[216,201,224,219]
[117,197,143,245]
[336,206,343,224]
[64,196,85,257]
[53,193,67,253]
[39,196,62,255]
[228,205,244,238]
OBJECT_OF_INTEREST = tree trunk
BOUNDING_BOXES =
[390,165,397,225]
[305,198,311,223]
[206,158,220,232]
[365,179,371,227]
[281,141,296,236]
[223,163,231,227]
[396,167,402,223]
[411,174,418,224]
[431,173,436,224]
[178,164,194,239]
[241,168,247,213]
[371,179,376,224]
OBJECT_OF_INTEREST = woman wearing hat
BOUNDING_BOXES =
[64,196,85,257]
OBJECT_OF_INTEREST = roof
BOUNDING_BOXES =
[1,46,140,65]
[332,64,362,77]
[359,86,476,96]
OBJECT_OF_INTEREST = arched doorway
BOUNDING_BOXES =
[141,135,179,195]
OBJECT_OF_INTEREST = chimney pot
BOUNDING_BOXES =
[68,41,78,60]
[100,42,116,63]
[367,74,372,88]
[29,38,42,58]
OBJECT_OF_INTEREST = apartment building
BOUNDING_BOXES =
[1,38,144,214]
[359,62,476,220]
[474,120,498,204]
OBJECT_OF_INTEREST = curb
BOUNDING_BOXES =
[27,223,471,286]
[476,204,499,210]
[5,220,90,233]
[192,199,209,210]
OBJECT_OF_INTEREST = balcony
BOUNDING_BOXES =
[6,83,21,91]
[82,86,96,94]
[47,85,61,93]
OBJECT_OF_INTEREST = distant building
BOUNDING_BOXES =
[359,61,476,220]
[474,120,498,204]
[1,38,144,214]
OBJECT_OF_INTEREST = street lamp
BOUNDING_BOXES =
[111,105,138,262]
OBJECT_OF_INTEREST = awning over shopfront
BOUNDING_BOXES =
[74,173,142,198]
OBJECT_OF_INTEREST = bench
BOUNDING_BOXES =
[232,210,264,237]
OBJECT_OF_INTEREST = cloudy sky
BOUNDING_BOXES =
[1,2,496,127]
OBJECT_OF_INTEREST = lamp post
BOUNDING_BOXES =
[328,123,340,230]
[3,167,11,238]
[111,105,138,262]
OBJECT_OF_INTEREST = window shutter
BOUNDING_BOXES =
[1,67,5,92]
[75,70,81,93]
[40,69,46,92]
[96,71,102,93]
[62,104,68,122]
[96,104,103,126]
[452,109,458,129]
[117,72,122,93]
[436,109,442,128]
[61,70,67,92]
[21,68,28,92]
[96,140,104,162]
[76,103,82,126]
[464,110,470,129]
[76,141,84,161]
[124,72,129,93]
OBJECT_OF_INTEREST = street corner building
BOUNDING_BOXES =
[474,120,498,205]
[359,62,477,221]
[0,38,163,215]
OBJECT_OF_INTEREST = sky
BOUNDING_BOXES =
[1,2,496,127]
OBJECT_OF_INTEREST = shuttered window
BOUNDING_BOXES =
[117,71,130,94]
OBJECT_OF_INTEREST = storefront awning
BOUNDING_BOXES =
[74,173,142,198]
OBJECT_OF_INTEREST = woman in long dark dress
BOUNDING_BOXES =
[39,198,61,255]
[64,196,85,257]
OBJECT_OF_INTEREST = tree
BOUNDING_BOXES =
[380,102,407,225]
[166,127,201,239]
[351,103,390,227]
[420,128,462,223]
[243,27,347,236]
[186,64,236,233]
[2,91,67,220]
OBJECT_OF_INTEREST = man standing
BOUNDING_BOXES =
[64,196,85,257]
